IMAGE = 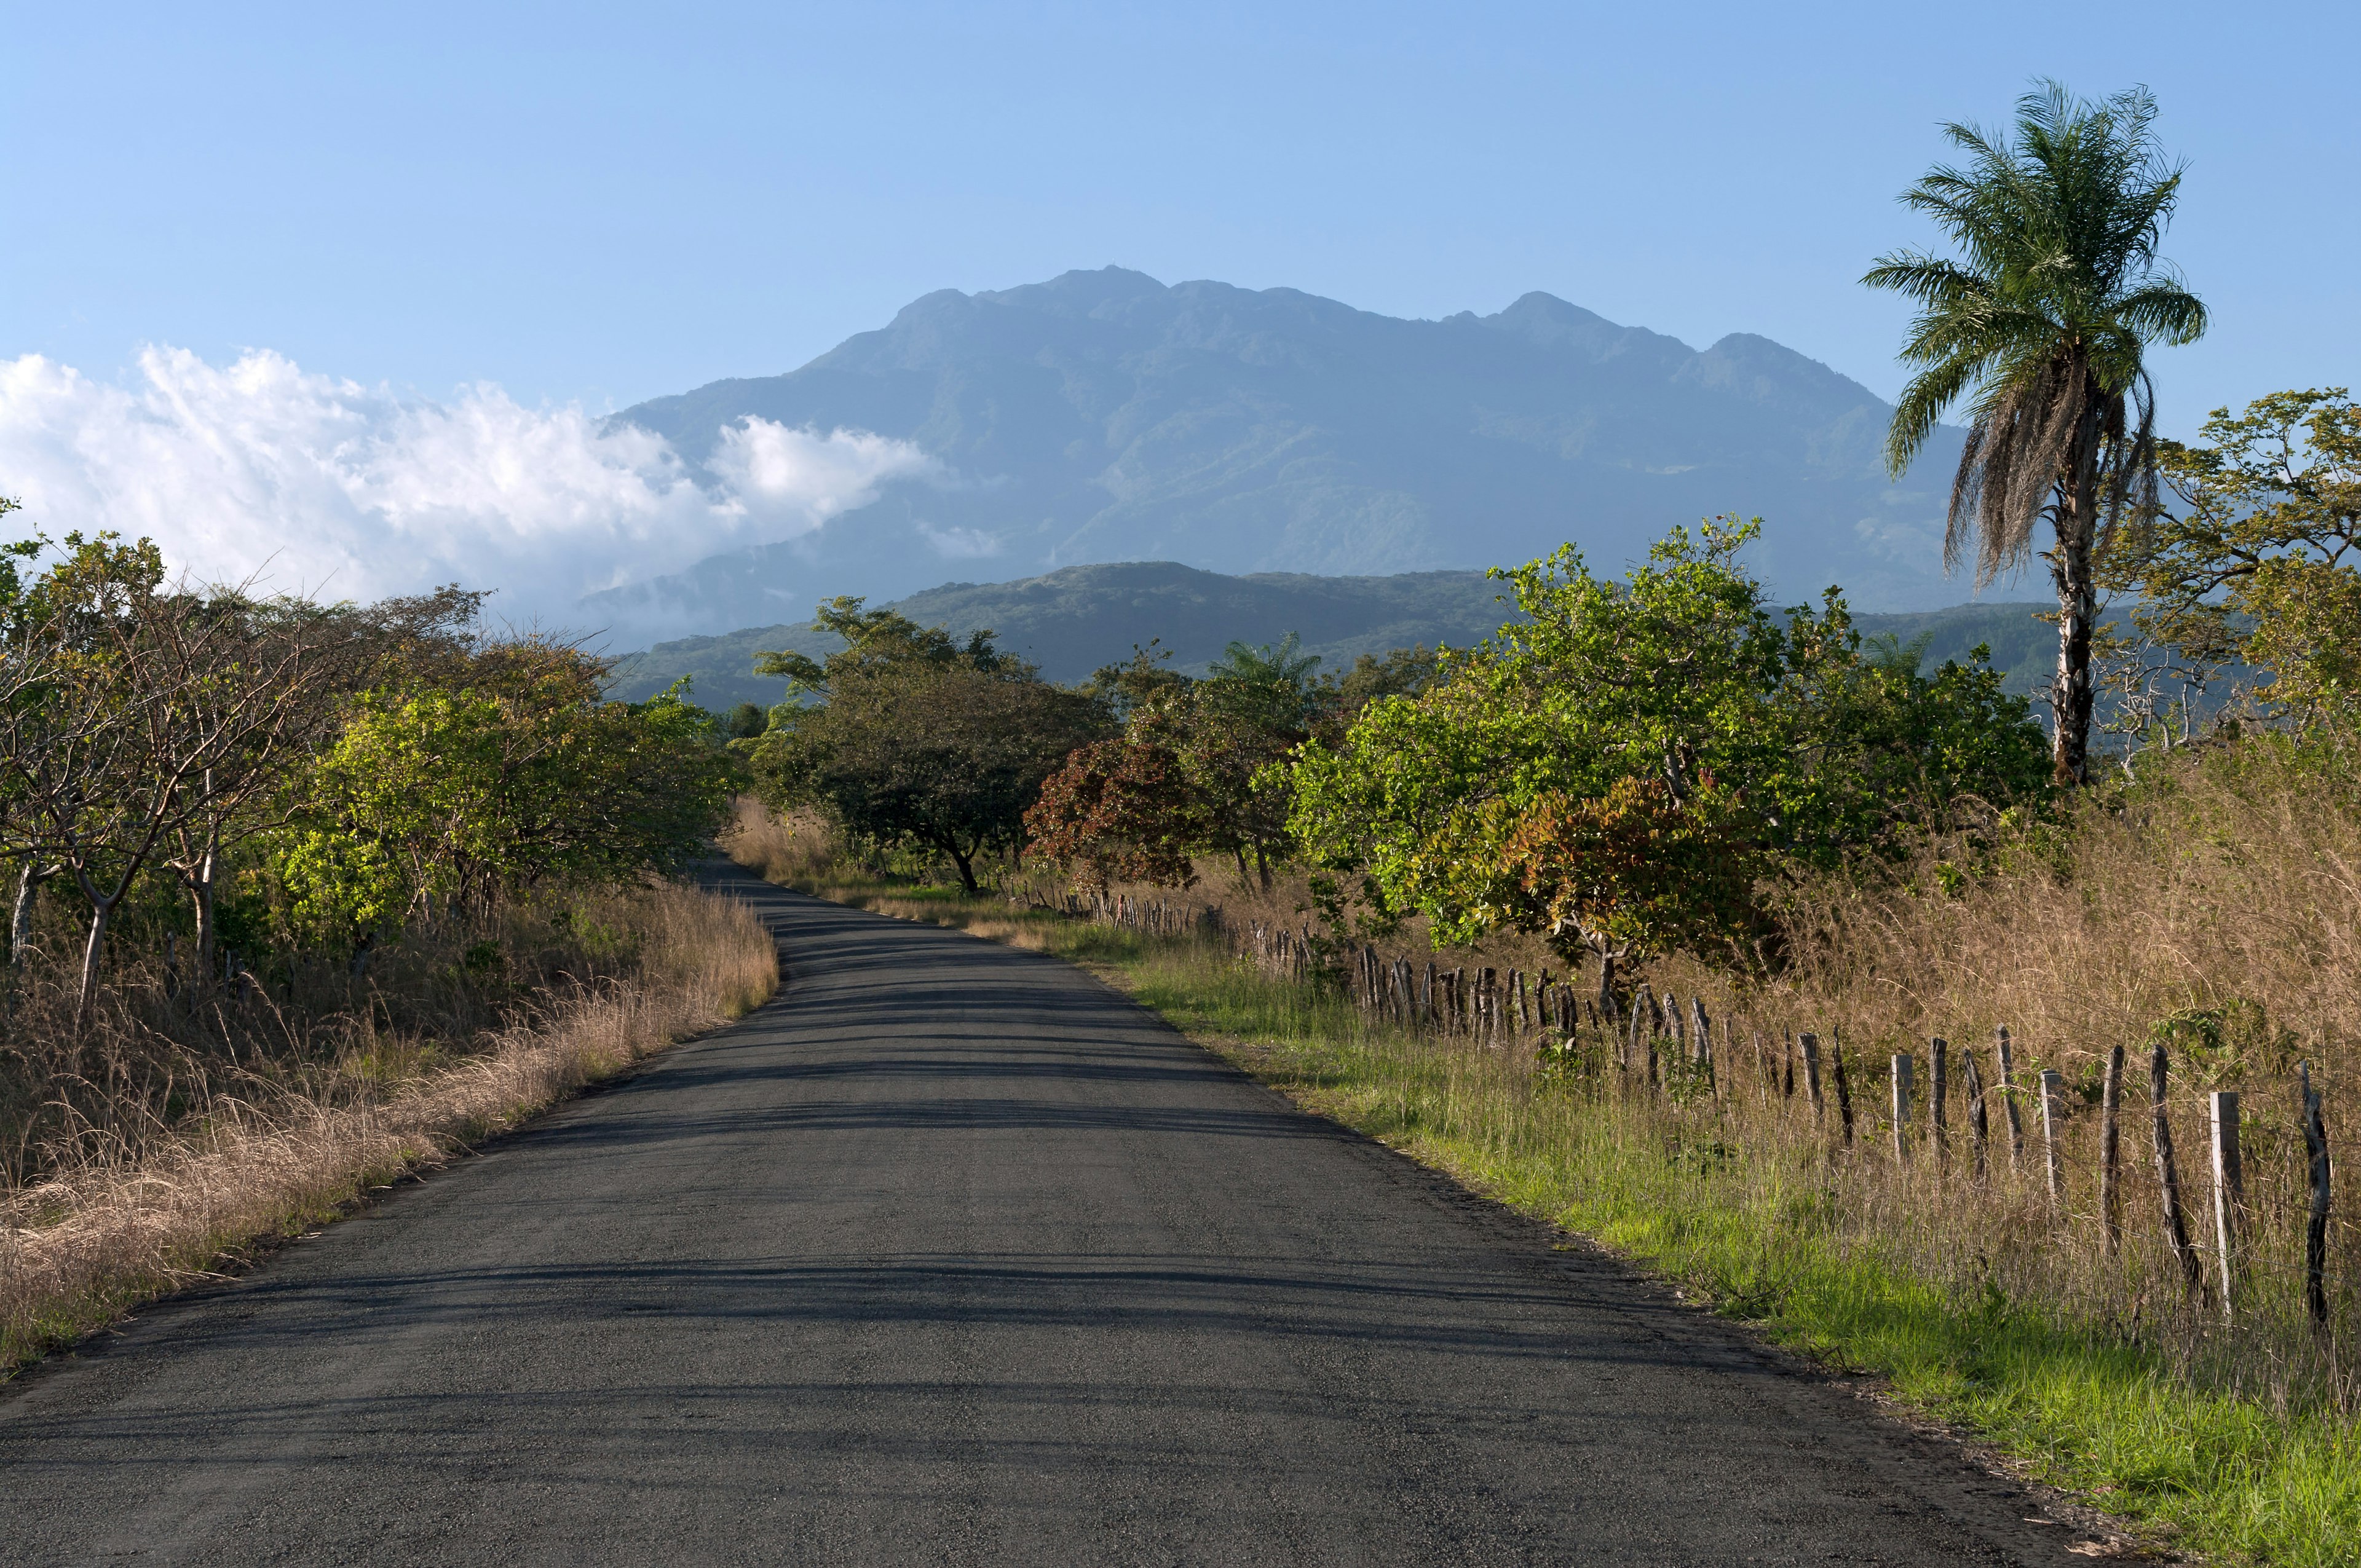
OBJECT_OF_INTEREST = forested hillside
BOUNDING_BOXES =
[608,558,2051,712]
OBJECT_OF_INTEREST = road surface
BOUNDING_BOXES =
[0,864,2081,1564]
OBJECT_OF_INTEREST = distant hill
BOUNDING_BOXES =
[611,561,1521,710]
[589,267,1997,641]
[609,558,2052,714]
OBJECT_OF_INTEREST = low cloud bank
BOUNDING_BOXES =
[0,347,935,636]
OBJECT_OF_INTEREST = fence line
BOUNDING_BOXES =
[1051,885,2348,1340]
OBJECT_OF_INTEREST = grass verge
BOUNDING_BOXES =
[0,880,775,1374]
[766,860,2351,1567]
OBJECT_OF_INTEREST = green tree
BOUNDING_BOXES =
[754,595,1005,697]
[1286,519,2048,995]
[281,650,735,955]
[2108,389,2361,730]
[0,534,348,1020]
[1867,81,2207,786]
[748,603,1107,892]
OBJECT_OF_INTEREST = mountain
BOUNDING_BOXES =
[591,267,1988,640]
[607,557,2052,715]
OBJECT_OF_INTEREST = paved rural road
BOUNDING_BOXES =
[0,864,2084,1565]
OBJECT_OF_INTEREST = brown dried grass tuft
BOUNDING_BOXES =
[0,881,775,1369]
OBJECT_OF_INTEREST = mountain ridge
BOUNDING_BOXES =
[592,268,1983,639]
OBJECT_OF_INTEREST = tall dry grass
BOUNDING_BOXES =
[0,880,775,1368]
[1634,738,2361,1411]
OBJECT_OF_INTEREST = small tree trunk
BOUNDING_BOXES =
[10,861,47,968]
[947,845,980,894]
[76,897,116,1031]
[188,837,219,998]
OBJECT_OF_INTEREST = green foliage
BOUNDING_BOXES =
[754,594,1007,696]
[748,603,1107,892]
[280,661,737,940]
[1080,639,1195,719]
[1286,518,2049,980]
[2111,388,2361,730]
[1318,645,1442,742]
[1031,634,1334,894]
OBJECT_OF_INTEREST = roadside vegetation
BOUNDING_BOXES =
[0,516,768,1371]
[721,87,2361,1561]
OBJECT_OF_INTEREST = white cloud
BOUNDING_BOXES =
[916,520,1005,559]
[0,346,935,629]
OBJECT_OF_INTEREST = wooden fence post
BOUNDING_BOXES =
[2151,1044,2204,1298]
[2210,1090,2242,1322]
[1891,1053,1913,1164]
[2300,1062,2332,1328]
[2099,1045,2124,1253]
[1961,1047,1988,1183]
[1996,1026,2028,1175]
[2039,1069,2068,1212]
[1800,1033,1825,1125]
[1781,1033,1795,1098]
[1829,1031,1855,1146]
[1929,1038,1948,1161]
[1638,987,1659,1088]
[1692,997,1715,1093]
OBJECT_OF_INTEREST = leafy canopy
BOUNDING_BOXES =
[748,604,1107,891]
[2110,388,2361,729]
[1285,518,2047,977]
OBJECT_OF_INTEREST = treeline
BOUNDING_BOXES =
[746,384,2361,1010]
[743,519,2047,990]
[0,518,739,1174]
[737,594,1434,894]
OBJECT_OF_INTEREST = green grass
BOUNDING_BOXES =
[828,877,2358,1566]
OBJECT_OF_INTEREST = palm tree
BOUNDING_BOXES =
[1867,81,2207,785]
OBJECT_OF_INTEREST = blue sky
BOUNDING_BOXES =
[1,1,2352,624]
[8,1,2352,422]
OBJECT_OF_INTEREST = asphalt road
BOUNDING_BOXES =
[0,864,2084,1565]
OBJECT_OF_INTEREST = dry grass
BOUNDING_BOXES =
[1636,738,2361,1412]
[0,880,775,1369]
[719,795,848,887]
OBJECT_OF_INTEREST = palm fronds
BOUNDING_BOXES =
[1866,80,2206,586]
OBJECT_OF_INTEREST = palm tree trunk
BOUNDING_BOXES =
[2050,526,2098,787]
[2049,403,2108,787]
